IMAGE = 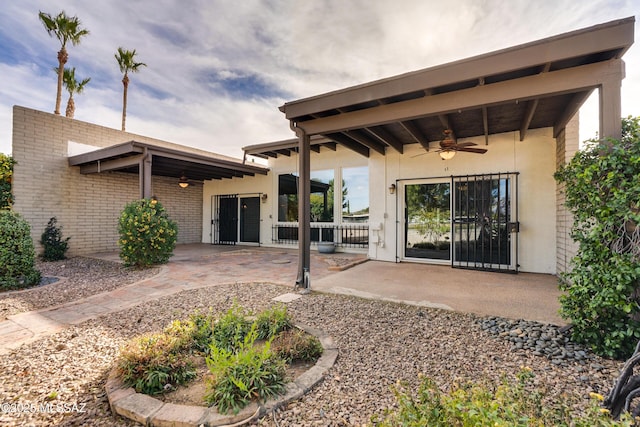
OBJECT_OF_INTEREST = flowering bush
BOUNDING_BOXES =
[118,198,178,267]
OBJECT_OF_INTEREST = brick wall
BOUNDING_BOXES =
[555,114,580,275]
[12,106,203,256]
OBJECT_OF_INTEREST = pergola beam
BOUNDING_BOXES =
[296,60,624,137]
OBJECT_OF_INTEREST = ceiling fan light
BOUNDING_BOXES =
[178,174,189,188]
[439,150,456,160]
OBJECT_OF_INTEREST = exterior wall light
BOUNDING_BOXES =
[261,193,268,203]
[388,183,396,194]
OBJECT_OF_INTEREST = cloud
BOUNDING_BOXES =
[0,0,638,156]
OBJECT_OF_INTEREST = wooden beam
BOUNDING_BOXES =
[400,120,430,150]
[325,133,370,157]
[297,60,624,136]
[344,130,386,155]
[553,90,594,138]
[519,100,539,141]
[78,154,144,174]
[364,127,403,154]
[482,107,489,145]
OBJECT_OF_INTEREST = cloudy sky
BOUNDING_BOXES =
[1,0,638,158]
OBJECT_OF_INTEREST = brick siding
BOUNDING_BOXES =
[12,106,203,256]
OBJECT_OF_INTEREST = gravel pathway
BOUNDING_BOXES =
[0,260,625,426]
[0,257,160,320]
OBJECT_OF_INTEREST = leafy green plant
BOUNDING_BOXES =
[371,368,636,426]
[0,210,41,290]
[205,324,287,414]
[118,198,178,267]
[254,304,292,340]
[39,217,70,261]
[212,303,253,352]
[554,116,640,359]
[271,328,323,362]
[0,153,15,209]
[116,331,196,395]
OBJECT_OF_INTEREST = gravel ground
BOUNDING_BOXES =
[0,260,626,426]
[0,257,160,320]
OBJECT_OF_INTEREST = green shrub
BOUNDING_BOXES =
[205,325,287,414]
[39,217,70,261]
[118,198,178,267]
[212,303,253,352]
[116,326,198,395]
[254,304,292,340]
[554,116,640,359]
[371,368,636,426]
[0,210,41,290]
[271,328,323,362]
[0,154,15,209]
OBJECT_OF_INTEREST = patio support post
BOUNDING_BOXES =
[599,60,624,140]
[295,124,311,290]
[139,148,152,198]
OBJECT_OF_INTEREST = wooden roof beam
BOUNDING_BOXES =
[344,130,387,155]
[324,133,370,157]
[296,60,623,136]
[364,127,404,154]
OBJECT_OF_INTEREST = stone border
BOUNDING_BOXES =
[106,324,337,426]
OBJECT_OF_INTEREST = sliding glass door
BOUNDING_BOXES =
[404,182,451,261]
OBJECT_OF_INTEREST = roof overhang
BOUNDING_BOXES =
[248,17,634,159]
[68,140,268,181]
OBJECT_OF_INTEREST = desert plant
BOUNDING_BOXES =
[40,217,70,261]
[254,304,292,340]
[212,303,253,352]
[118,198,178,267]
[271,328,323,363]
[371,368,636,426]
[554,116,640,359]
[117,329,197,395]
[0,210,41,290]
[205,324,286,414]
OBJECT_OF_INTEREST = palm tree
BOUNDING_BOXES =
[38,11,89,115]
[115,47,146,131]
[55,67,90,118]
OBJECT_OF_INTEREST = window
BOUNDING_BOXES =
[277,170,335,222]
[342,166,369,223]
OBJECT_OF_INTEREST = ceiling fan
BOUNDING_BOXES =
[435,129,487,160]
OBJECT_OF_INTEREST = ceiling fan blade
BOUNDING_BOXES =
[455,141,478,148]
[456,147,488,154]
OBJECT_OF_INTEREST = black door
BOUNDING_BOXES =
[240,197,260,243]
[215,195,237,244]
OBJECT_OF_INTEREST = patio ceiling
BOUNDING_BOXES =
[245,17,634,159]
[68,140,268,182]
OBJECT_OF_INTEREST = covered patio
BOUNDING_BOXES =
[89,244,562,324]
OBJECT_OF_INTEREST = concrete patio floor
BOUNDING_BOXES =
[0,243,564,355]
[92,243,564,325]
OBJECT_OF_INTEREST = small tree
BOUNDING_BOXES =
[0,154,15,209]
[118,198,178,267]
[0,210,41,290]
[40,217,70,261]
[554,116,640,359]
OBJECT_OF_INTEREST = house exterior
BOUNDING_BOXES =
[10,17,634,279]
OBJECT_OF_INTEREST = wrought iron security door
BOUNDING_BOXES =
[212,194,238,245]
[452,173,519,272]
